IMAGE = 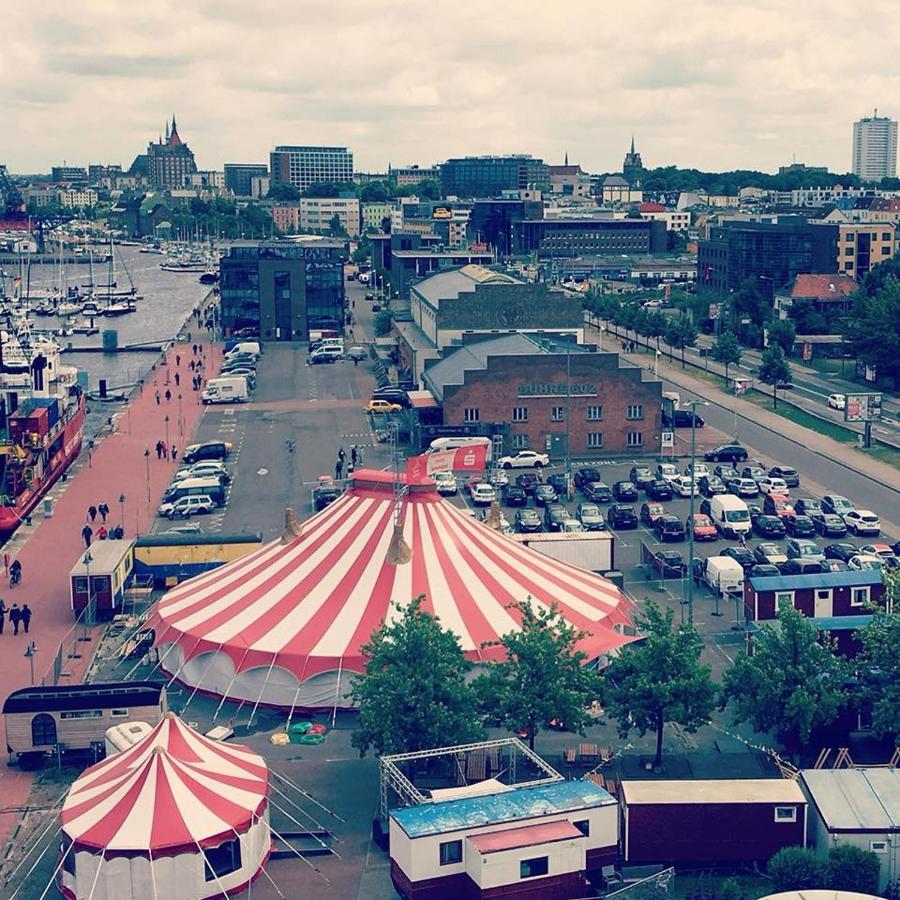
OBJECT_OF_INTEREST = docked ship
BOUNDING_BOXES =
[0,332,84,536]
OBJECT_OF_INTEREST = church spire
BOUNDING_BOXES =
[564,150,568,166]
[165,119,170,142]
[630,135,635,154]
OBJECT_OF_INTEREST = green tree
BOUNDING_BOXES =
[266,182,300,201]
[475,599,601,751]
[826,845,881,894]
[788,298,828,335]
[665,315,698,367]
[758,345,792,409]
[327,214,348,238]
[843,275,900,386]
[602,600,716,768]
[767,317,796,354]
[350,595,484,757]
[373,309,393,337]
[722,602,848,751]
[768,846,826,892]
[711,331,743,382]
[855,579,900,746]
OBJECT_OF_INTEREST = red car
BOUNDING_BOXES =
[764,493,796,518]
[688,513,717,541]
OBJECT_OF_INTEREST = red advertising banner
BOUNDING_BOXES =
[407,444,488,480]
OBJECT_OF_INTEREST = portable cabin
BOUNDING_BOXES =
[69,539,135,618]
[389,780,617,900]
[620,779,807,865]
[133,532,264,587]
[3,681,166,768]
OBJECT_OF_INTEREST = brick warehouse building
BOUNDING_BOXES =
[423,334,663,457]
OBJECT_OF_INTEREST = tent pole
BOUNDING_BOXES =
[331,657,344,728]
[247,654,278,729]
[85,850,105,900]
[285,683,302,733]
[213,647,251,723]
[270,770,346,822]
[181,643,226,714]
[34,839,75,900]
[267,783,338,854]
[8,825,65,900]
[163,635,206,692]
[148,847,160,900]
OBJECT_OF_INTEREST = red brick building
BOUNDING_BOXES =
[422,334,662,457]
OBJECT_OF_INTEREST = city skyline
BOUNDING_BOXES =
[3,1,900,175]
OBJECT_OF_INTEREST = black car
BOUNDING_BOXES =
[574,467,602,491]
[516,473,541,495]
[534,484,558,506]
[629,466,655,490]
[654,515,686,542]
[583,481,612,503]
[824,542,859,562]
[749,564,781,578]
[699,475,726,497]
[547,473,568,495]
[501,484,528,506]
[607,504,638,529]
[785,515,817,537]
[666,409,705,428]
[723,546,756,570]
[814,514,848,538]
[768,465,800,488]
[515,508,543,533]
[794,498,824,520]
[652,550,687,577]
[778,559,826,575]
[646,480,673,501]
[183,441,231,463]
[753,515,787,538]
[371,387,411,408]
[704,444,748,463]
[613,481,639,502]
[544,503,569,532]
[313,479,342,511]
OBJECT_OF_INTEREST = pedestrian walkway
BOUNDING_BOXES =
[0,333,220,848]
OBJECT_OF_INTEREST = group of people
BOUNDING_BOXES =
[154,441,177,461]
[0,600,31,636]
[621,341,638,353]
[82,502,123,546]
[334,445,363,480]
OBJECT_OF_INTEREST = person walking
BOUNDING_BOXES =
[98,502,109,523]
[165,388,172,404]
[335,459,343,480]
[161,441,169,460]
[9,559,21,586]
[9,604,20,636]
[175,372,180,387]
[338,446,346,464]
[88,504,97,523]
[351,446,358,467]
[357,444,365,465]
[155,389,161,406]
[175,354,181,367]
[171,446,178,462]
[189,359,195,372]
[0,599,6,636]
[155,441,163,460]
[98,525,108,540]
[82,524,93,547]
[21,604,31,635]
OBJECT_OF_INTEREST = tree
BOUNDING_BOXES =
[266,182,300,201]
[475,600,601,751]
[711,331,743,382]
[826,845,881,894]
[665,315,698,367]
[301,180,355,198]
[843,275,900,386]
[788,298,828,335]
[373,309,393,337]
[722,601,848,752]
[602,600,716,768]
[758,345,792,409]
[768,846,825,892]
[350,595,484,757]
[327,214,348,238]
[767,317,796,354]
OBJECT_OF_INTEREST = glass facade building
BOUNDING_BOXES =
[440,156,549,199]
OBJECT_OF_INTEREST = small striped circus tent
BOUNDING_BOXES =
[149,469,635,710]
[58,713,270,899]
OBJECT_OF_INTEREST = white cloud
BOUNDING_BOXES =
[2,0,900,175]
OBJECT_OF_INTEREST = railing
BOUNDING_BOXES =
[41,595,97,687]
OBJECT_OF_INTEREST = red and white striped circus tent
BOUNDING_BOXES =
[58,713,270,900]
[149,469,635,710]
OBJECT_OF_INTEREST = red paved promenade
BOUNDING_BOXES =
[0,335,221,845]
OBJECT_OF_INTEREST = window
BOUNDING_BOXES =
[626,404,644,420]
[512,433,530,450]
[627,431,643,447]
[512,407,528,423]
[851,587,870,607]
[775,591,794,608]
[882,246,891,255]
[205,838,242,881]
[587,405,603,421]
[111,709,129,717]
[60,710,103,720]
[870,840,887,853]
[439,840,463,866]
[774,806,797,823]
[464,408,480,423]
[815,590,832,601]
[844,247,854,256]
[573,819,590,837]
[520,856,549,879]
[587,433,603,449]
[551,406,564,422]
[32,713,57,746]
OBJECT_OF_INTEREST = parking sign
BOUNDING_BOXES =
[661,431,675,448]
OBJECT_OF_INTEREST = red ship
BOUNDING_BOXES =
[0,334,85,537]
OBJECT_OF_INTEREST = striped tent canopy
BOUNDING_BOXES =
[149,470,634,709]
[61,713,269,854]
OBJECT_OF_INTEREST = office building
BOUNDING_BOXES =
[513,218,667,257]
[852,112,898,182]
[468,199,542,256]
[224,163,269,197]
[389,165,440,187]
[50,166,88,184]
[697,220,839,298]
[838,223,896,279]
[59,188,98,209]
[299,196,360,237]
[440,156,549,199]
[219,242,345,341]
[269,146,353,192]
[269,204,300,233]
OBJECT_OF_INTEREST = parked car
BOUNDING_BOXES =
[534,484,558,506]
[574,467,602,490]
[858,543,898,561]
[827,393,846,410]
[713,465,739,481]
[821,495,854,516]
[640,502,666,527]
[655,515,686,542]
[794,498,824,520]
[629,466,655,490]
[432,472,458,496]
[498,450,549,469]
[515,508,542,533]
[646,480,673,501]
[607,504,638,529]
[312,476,342,511]
[684,462,711,480]
[754,543,788,566]
[843,510,881,536]
[158,495,215,519]
[757,477,790,496]
[613,481,639,502]
[786,539,825,563]
[470,483,496,506]
[848,554,884,571]
[741,465,768,483]
[370,386,410,408]
[648,550,687,578]
[768,466,800,488]
[777,559,827,575]
[544,504,570,532]
[699,475,726,497]
[576,503,605,531]
[670,475,700,498]
[367,399,402,414]
[547,473,568,495]
[656,463,679,483]
[583,481,612,503]
[723,546,756,570]
[814,514,847,538]
[561,518,584,533]
[346,346,368,361]
[727,477,760,498]
[753,515,787,538]
[784,515,817,538]
[687,513,717,541]
[749,564,781,578]
[763,494,795,518]
[667,409,705,428]
[516,473,542,495]
[704,443,748,463]
[183,441,232,464]
[823,542,859,562]
[821,559,851,573]
[501,484,527,506]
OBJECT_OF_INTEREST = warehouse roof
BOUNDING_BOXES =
[621,779,806,806]
[801,768,900,833]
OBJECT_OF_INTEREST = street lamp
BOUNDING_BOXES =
[683,399,709,626]
[24,642,37,686]
[177,393,183,436]
[654,350,661,380]
[144,448,151,502]
[598,324,605,352]
[119,493,126,536]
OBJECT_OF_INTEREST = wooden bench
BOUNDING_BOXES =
[579,742,599,764]
[563,746,577,765]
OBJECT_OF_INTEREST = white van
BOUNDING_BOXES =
[709,494,752,539]
[226,342,261,360]
[701,556,744,597]
[427,436,493,463]
[202,376,249,405]
[309,345,343,364]
[311,337,344,353]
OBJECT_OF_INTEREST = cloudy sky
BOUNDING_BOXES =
[4,0,900,176]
